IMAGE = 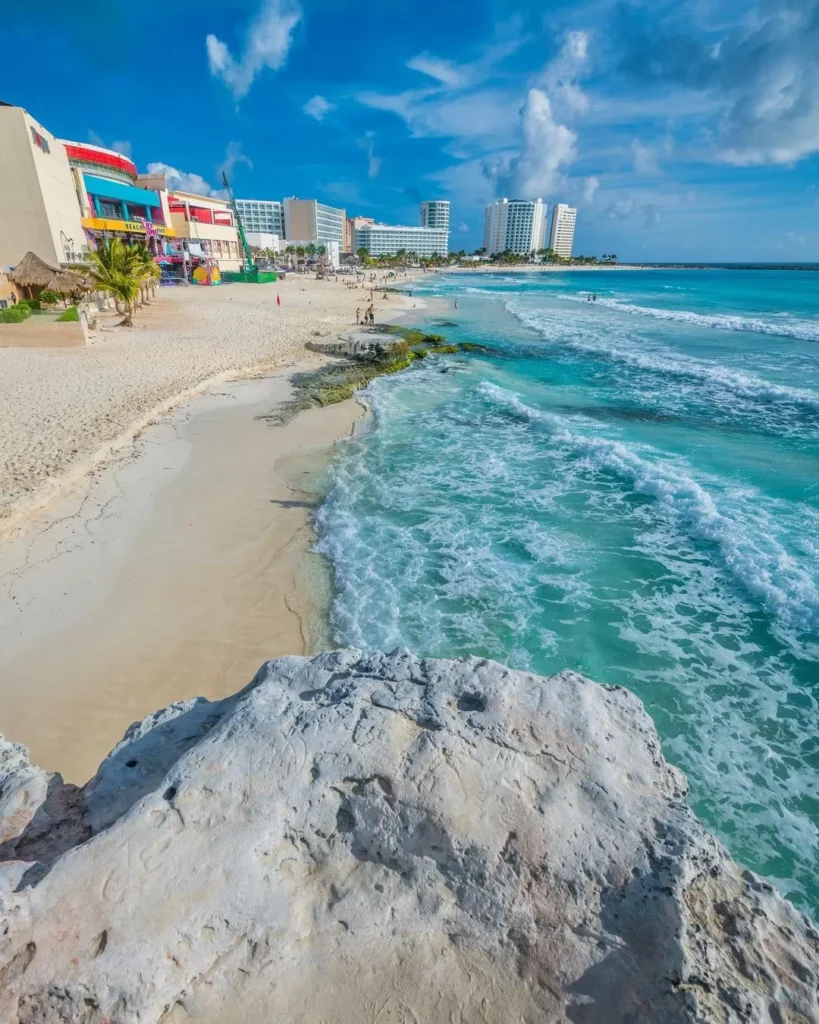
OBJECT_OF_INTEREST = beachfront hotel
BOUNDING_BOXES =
[420,200,451,234]
[354,223,449,258]
[549,204,577,258]
[283,197,345,249]
[235,199,284,240]
[0,102,88,267]
[484,198,548,255]
[345,216,374,252]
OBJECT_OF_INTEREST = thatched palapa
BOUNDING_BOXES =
[9,252,91,297]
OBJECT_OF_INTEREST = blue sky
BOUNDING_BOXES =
[4,0,819,260]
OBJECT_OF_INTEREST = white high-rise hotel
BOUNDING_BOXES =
[549,203,577,258]
[483,198,548,255]
[420,200,450,233]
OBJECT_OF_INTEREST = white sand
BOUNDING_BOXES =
[0,277,415,538]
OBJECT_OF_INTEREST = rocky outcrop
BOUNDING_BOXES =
[0,650,816,1023]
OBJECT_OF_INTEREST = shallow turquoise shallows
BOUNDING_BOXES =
[314,269,819,915]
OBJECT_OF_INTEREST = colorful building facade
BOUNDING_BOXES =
[62,141,174,253]
[167,191,242,273]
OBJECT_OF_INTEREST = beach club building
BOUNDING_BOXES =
[166,190,243,273]
[0,102,87,267]
[62,141,175,254]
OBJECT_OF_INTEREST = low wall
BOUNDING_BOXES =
[0,318,87,349]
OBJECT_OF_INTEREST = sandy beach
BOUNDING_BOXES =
[0,276,415,538]
[0,277,419,782]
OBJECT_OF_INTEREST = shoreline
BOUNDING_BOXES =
[0,364,362,783]
[0,275,421,543]
[0,278,422,783]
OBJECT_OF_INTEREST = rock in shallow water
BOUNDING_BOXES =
[0,649,816,1023]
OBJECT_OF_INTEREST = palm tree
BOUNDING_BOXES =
[87,239,141,326]
[131,242,161,305]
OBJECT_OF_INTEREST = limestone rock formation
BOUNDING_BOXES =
[0,649,816,1022]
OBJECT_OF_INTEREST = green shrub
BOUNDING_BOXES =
[57,306,79,322]
[16,298,40,310]
[39,290,62,305]
[0,304,32,323]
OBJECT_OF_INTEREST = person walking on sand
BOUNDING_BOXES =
[277,294,281,308]
[356,307,361,324]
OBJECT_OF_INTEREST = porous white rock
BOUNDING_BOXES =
[0,650,816,1022]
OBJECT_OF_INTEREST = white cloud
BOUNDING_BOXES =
[206,0,301,100]
[357,132,382,179]
[220,141,253,181]
[786,231,807,243]
[539,30,591,117]
[500,89,578,197]
[146,162,221,197]
[304,94,334,121]
[406,53,469,88]
[632,139,660,174]
[88,131,132,158]
[583,176,600,202]
[357,87,520,142]
[457,221,470,232]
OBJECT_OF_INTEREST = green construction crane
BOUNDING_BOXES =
[222,170,255,277]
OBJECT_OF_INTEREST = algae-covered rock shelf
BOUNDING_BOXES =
[269,326,488,423]
[0,650,817,1022]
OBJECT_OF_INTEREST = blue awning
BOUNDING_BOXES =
[83,173,160,208]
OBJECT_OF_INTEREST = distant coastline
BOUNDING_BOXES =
[448,261,819,273]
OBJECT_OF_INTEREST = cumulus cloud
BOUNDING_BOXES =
[146,162,221,197]
[206,0,301,100]
[497,88,578,197]
[304,94,334,121]
[539,30,590,116]
[489,30,591,198]
[617,1,819,166]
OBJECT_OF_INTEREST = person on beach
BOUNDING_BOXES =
[356,307,361,324]
[277,294,281,308]
[454,299,459,310]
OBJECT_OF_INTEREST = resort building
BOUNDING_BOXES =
[549,204,577,258]
[167,190,242,272]
[234,199,284,239]
[245,232,281,253]
[420,200,450,234]
[283,198,345,249]
[354,223,449,259]
[63,141,174,254]
[483,198,548,255]
[345,216,374,252]
[0,102,87,267]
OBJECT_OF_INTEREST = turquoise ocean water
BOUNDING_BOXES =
[314,269,819,914]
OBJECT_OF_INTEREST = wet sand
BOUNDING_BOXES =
[0,363,362,783]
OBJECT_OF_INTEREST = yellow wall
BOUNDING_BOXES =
[0,272,18,307]
[0,107,86,267]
